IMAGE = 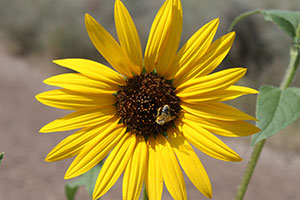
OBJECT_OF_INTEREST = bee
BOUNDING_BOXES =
[155,105,176,125]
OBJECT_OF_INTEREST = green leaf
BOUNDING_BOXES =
[252,86,300,145]
[65,162,103,200]
[0,152,4,165]
[65,184,79,200]
[261,10,300,39]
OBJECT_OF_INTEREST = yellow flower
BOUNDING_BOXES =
[36,0,260,199]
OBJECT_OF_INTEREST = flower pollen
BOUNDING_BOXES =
[116,72,181,138]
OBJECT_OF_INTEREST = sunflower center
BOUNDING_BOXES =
[116,72,181,138]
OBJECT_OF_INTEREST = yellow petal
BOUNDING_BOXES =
[174,32,235,85]
[45,117,119,162]
[156,135,187,200]
[36,89,116,110]
[155,0,183,76]
[177,118,242,162]
[44,73,120,95]
[178,85,258,103]
[53,58,125,85]
[123,136,147,200]
[145,137,163,200]
[39,106,116,133]
[181,101,257,121]
[183,112,260,137]
[85,14,132,77]
[144,0,183,74]
[219,85,259,101]
[93,133,137,200]
[65,123,125,179]
[115,0,143,74]
[199,118,260,137]
[168,18,219,80]
[176,68,247,94]
[168,128,212,198]
[143,0,168,73]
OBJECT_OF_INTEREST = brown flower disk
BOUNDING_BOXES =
[116,72,181,137]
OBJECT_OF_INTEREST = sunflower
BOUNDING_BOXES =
[36,0,260,199]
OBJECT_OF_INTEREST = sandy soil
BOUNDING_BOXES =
[0,48,300,200]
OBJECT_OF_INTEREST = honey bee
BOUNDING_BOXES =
[155,105,176,125]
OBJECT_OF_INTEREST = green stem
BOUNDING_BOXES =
[235,36,300,200]
[280,46,300,90]
[228,10,261,32]
[0,152,4,165]
[235,140,265,200]
[143,186,149,200]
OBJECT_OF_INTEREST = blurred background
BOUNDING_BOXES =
[0,0,299,199]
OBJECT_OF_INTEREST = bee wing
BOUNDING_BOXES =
[162,105,170,114]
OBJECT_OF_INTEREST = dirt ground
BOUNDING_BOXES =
[0,47,300,200]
